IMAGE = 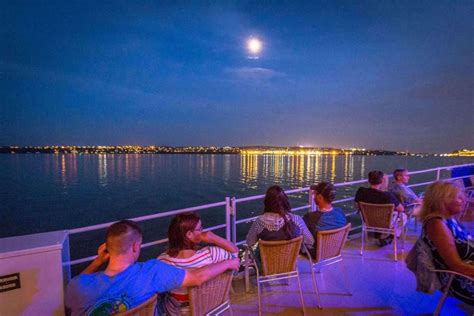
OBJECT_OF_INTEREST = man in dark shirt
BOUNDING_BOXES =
[355,170,404,245]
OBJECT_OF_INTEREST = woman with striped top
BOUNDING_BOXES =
[246,185,314,249]
[158,212,238,315]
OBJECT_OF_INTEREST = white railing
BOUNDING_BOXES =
[64,162,474,267]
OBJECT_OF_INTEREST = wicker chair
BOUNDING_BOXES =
[303,223,352,307]
[188,270,234,316]
[358,202,403,261]
[431,269,474,316]
[115,294,158,316]
[245,236,306,316]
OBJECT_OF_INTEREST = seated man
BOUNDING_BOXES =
[355,170,405,246]
[391,168,423,208]
[303,182,347,257]
[304,182,347,237]
[65,220,239,316]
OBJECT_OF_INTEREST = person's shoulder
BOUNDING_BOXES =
[355,187,366,194]
[425,217,449,236]
[391,182,402,188]
[196,246,213,255]
[157,252,169,260]
[69,271,101,283]
[207,245,232,258]
[251,215,264,224]
[390,183,402,192]
[66,272,102,295]
[141,259,184,275]
[141,259,169,269]
[333,207,345,215]
[289,213,304,222]
[355,187,368,198]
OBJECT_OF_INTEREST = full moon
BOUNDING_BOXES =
[247,37,262,55]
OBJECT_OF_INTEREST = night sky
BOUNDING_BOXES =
[1,1,473,153]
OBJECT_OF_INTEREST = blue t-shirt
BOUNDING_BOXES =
[315,207,347,231]
[65,259,185,316]
[303,207,347,237]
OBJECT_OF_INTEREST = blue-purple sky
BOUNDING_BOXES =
[1,1,473,153]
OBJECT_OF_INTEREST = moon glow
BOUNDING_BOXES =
[247,37,262,55]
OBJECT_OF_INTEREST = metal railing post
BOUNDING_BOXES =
[225,197,231,241]
[436,168,441,181]
[308,188,316,211]
[231,197,237,244]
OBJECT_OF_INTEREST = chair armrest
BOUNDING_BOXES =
[431,269,474,281]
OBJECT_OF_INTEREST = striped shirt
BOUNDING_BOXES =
[158,246,232,315]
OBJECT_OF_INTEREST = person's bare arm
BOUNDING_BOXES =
[199,231,238,254]
[426,219,474,277]
[81,243,109,274]
[181,258,239,287]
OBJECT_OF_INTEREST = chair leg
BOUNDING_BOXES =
[257,277,262,316]
[401,225,407,259]
[340,260,352,296]
[309,263,322,308]
[393,231,398,261]
[434,275,455,316]
[244,250,250,293]
[296,272,307,316]
[360,227,365,256]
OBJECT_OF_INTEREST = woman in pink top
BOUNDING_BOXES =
[158,212,238,315]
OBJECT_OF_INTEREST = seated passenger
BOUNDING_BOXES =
[158,213,238,315]
[418,181,473,304]
[354,170,405,246]
[391,168,423,206]
[65,220,239,316]
[246,185,314,249]
[303,182,347,238]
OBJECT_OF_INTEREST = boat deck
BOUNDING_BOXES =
[229,214,474,315]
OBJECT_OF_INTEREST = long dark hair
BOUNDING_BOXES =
[263,185,292,236]
[166,212,201,257]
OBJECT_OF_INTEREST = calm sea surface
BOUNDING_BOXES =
[2,154,473,240]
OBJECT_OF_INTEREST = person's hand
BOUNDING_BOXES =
[198,231,217,244]
[228,258,240,271]
[96,243,109,264]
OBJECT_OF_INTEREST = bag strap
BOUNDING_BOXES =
[422,215,443,231]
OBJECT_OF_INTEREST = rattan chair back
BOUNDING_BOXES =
[188,270,233,316]
[115,294,157,316]
[259,236,303,276]
[315,223,351,262]
[358,202,395,229]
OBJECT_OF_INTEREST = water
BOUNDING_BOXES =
[2,154,472,239]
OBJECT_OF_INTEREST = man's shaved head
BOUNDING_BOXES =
[106,220,143,255]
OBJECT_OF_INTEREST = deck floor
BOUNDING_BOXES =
[228,215,474,316]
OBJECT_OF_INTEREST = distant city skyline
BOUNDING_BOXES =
[1,1,473,153]
[2,144,473,156]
